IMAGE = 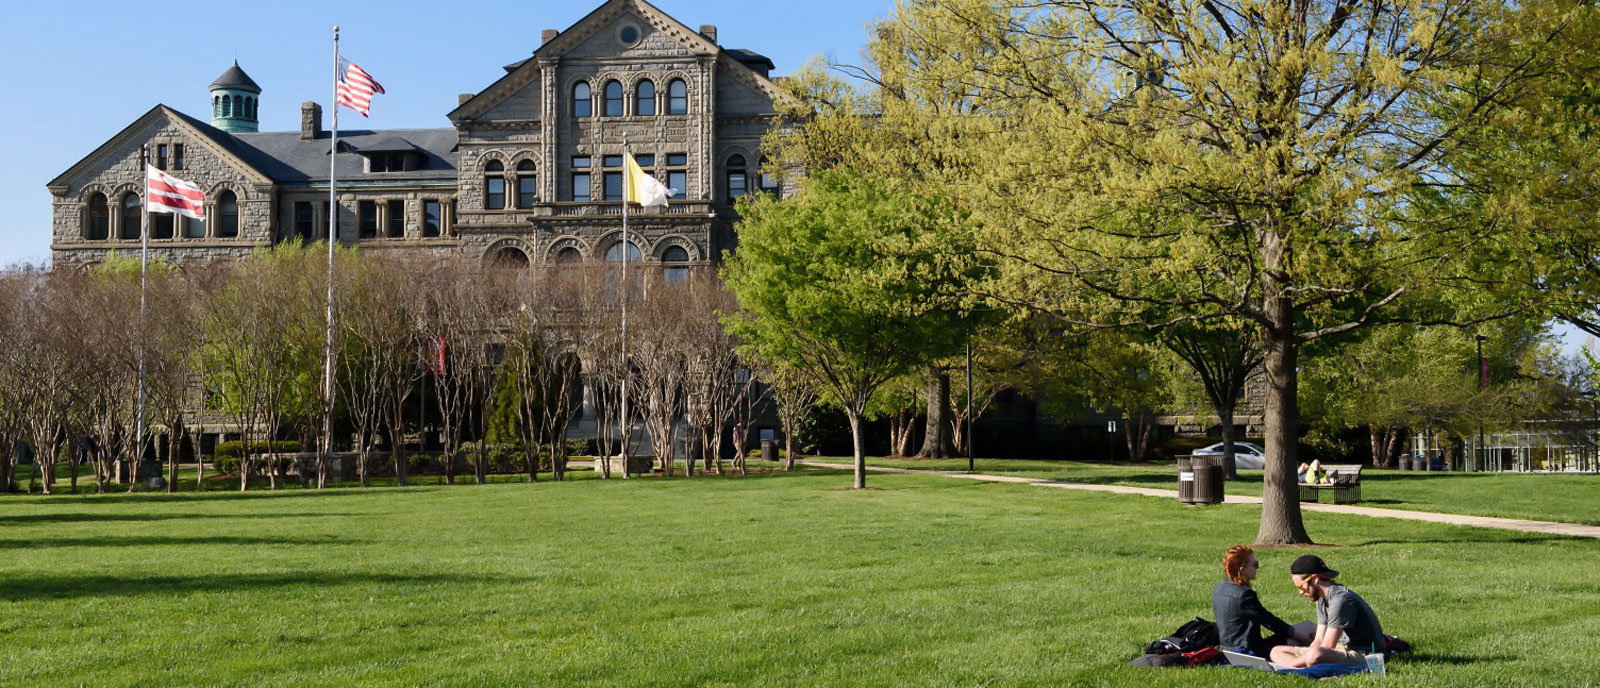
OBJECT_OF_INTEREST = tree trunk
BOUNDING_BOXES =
[1385,427,1406,470]
[1217,404,1239,479]
[784,427,798,471]
[915,368,954,458]
[1256,326,1311,545]
[167,425,180,493]
[389,423,408,487]
[847,406,867,489]
[190,430,205,491]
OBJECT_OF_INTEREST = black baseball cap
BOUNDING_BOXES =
[1289,554,1338,578]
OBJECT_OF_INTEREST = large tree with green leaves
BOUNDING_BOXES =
[865,0,1600,543]
[723,171,987,488]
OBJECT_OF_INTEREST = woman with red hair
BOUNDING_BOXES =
[1212,545,1302,656]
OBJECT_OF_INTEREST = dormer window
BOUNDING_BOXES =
[369,152,413,173]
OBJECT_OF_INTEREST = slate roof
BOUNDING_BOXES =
[210,61,262,93]
[233,129,459,184]
[724,49,775,75]
[163,108,457,185]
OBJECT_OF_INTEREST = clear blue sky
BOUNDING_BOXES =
[1,0,892,266]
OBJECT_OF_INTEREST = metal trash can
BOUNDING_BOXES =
[1191,454,1224,505]
[1177,455,1195,504]
[1415,455,1430,472]
[1398,454,1412,471]
[760,439,778,461]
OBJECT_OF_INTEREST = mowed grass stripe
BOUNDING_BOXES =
[2,468,1597,686]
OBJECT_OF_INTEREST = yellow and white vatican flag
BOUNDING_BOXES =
[624,153,674,207]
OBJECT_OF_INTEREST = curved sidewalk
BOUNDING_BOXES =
[801,461,1600,540]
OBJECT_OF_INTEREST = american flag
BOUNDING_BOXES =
[145,165,205,220]
[336,56,385,117]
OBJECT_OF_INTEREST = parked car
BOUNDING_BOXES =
[1191,441,1266,469]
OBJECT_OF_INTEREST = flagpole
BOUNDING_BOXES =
[321,26,340,489]
[134,147,149,491]
[619,134,630,478]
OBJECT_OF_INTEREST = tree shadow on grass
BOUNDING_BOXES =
[18,486,432,505]
[0,512,354,525]
[0,534,360,550]
[0,571,526,603]
[1343,535,1569,547]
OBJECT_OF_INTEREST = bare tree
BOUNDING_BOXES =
[680,274,745,475]
[626,275,691,476]
[763,362,820,471]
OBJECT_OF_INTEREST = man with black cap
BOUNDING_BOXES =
[1269,555,1386,668]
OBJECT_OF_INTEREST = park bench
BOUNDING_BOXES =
[1299,464,1363,504]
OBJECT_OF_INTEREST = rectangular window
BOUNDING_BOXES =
[156,144,168,170]
[486,177,505,209]
[386,200,405,237]
[666,153,687,166]
[634,153,654,168]
[572,172,591,202]
[294,202,314,241]
[668,171,686,200]
[173,144,185,170]
[151,213,173,239]
[322,202,340,240]
[602,154,623,168]
[603,172,623,201]
[183,215,205,238]
[422,200,441,237]
[572,155,590,169]
[359,201,378,238]
[518,176,538,208]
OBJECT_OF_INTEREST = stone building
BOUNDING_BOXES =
[47,0,791,272]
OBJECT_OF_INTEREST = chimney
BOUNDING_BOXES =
[300,101,322,140]
[542,29,559,44]
[459,93,475,106]
[699,24,717,44]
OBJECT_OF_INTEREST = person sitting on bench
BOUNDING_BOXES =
[1270,555,1386,668]
[1213,545,1307,657]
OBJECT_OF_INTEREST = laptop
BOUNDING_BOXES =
[1222,650,1296,672]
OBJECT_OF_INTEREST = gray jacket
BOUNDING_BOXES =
[1212,580,1295,654]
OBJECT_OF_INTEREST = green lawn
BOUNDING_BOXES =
[828,457,1600,526]
[3,465,1598,686]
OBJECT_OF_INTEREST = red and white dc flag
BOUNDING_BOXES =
[145,165,205,220]
[337,56,386,117]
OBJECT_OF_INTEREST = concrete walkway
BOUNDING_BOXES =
[801,462,1600,540]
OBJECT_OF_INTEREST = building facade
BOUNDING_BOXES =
[47,0,791,271]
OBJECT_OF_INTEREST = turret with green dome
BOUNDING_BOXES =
[209,61,261,133]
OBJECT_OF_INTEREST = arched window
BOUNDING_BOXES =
[603,240,642,262]
[604,80,624,117]
[120,193,141,240]
[634,80,655,116]
[758,156,781,197]
[572,82,592,118]
[213,96,220,118]
[222,95,231,118]
[217,191,239,238]
[516,160,538,208]
[246,97,254,118]
[490,246,530,269]
[662,245,690,283]
[554,246,583,264]
[85,193,109,240]
[725,155,748,200]
[484,160,506,210]
[667,79,688,115]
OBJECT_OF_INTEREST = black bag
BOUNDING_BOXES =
[1143,617,1219,655]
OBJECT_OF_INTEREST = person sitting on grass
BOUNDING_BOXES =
[1270,555,1386,668]
[1213,545,1308,657]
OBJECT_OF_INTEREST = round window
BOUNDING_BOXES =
[618,23,640,46]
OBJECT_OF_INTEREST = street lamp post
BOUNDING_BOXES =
[1476,335,1488,473]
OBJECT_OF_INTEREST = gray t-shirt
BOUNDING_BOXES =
[1315,583,1385,653]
